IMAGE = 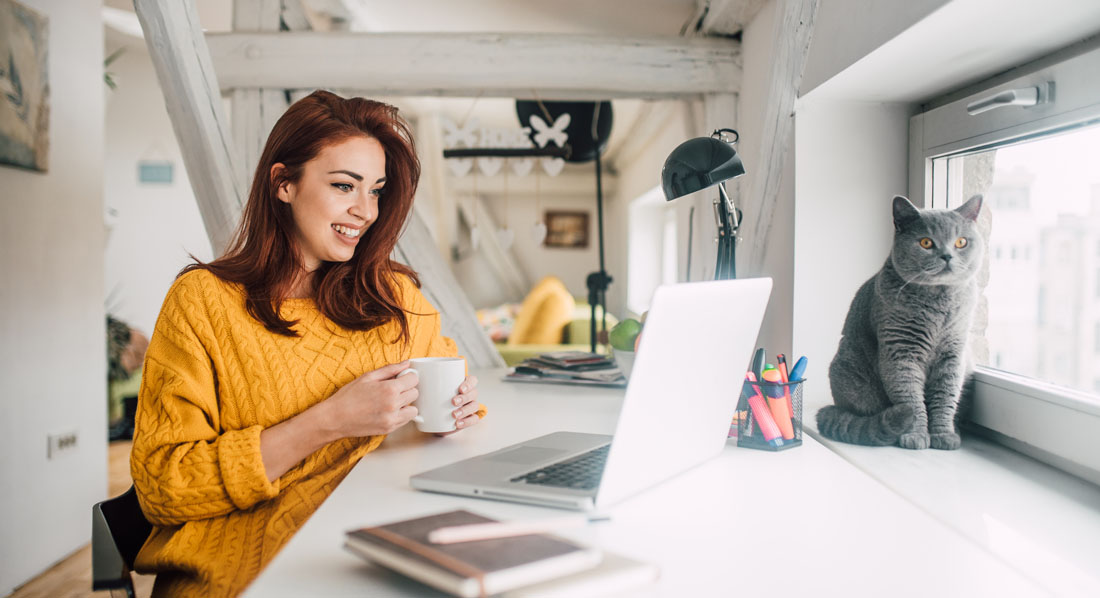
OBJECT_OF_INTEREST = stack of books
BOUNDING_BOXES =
[344,509,658,597]
[504,351,626,387]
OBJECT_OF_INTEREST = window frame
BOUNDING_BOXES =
[909,39,1100,486]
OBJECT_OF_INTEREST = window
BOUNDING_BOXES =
[627,187,678,315]
[911,40,1100,484]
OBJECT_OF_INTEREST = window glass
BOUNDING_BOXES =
[931,124,1100,401]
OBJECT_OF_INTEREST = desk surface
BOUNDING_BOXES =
[244,369,1052,597]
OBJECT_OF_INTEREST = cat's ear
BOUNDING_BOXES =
[955,194,983,222]
[892,195,920,231]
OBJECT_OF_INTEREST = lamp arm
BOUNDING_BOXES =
[715,182,738,280]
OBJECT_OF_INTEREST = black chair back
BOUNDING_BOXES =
[92,485,153,597]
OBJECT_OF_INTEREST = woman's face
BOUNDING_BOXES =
[274,135,387,272]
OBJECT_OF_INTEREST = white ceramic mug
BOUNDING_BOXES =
[398,357,466,433]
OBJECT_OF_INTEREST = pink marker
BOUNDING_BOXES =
[746,373,784,446]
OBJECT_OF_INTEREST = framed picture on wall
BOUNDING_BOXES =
[544,210,589,248]
[0,0,50,172]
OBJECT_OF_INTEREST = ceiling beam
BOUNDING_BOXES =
[135,0,243,253]
[206,32,741,99]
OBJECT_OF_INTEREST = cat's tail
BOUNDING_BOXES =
[816,404,915,446]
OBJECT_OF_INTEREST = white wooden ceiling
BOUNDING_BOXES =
[104,0,763,177]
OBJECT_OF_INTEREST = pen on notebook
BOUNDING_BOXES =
[427,514,610,544]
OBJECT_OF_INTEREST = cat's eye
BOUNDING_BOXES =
[919,238,934,249]
[955,237,968,248]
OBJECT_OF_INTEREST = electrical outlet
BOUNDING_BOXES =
[47,429,79,459]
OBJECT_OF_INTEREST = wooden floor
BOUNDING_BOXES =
[6,441,155,598]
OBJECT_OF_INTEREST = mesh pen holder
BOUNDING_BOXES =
[735,379,803,451]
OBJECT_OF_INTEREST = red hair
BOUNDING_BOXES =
[184,90,421,341]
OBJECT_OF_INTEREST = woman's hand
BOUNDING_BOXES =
[322,360,421,438]
[260,360,418,481]
[435,374,481,437]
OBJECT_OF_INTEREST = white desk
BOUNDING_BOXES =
[244,369,1052,597]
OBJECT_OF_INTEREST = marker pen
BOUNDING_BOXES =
[745,372,783,447]
[777,354,794,420]
[789,356,808,382]
[762,368,795,440]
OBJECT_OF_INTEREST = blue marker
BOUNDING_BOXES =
[789,356,808,382]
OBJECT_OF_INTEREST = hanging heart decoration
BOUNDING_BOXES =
[477,157,503,176]
[447,158,473,177]
[511,158,533,177]
[532,221,548,245]
[541,157,565,176]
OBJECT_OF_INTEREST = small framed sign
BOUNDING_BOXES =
[138,161,174,184]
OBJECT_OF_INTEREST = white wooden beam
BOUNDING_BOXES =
[206,32,741,99]
[743,0,819,273]
[135,0,243,254]
[413,112,455,262]
[393,213,506,368]
[231,0,288,194]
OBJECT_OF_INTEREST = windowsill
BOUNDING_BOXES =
[803,415,1100,596]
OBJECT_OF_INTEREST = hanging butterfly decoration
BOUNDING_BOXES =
[441,116,477,177]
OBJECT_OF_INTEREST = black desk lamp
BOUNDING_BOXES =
[661,129,745,280]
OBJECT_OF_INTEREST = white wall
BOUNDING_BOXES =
[800,0,950,95]
[793,99,912,410]
[481,190,602,303]
[103,44,213,335]
[0,0,107,592]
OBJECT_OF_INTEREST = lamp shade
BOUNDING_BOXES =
[661,135,745,201]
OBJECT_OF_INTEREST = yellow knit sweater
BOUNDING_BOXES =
[131,269,470,597]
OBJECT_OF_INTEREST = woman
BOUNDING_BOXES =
[130,90,483,597]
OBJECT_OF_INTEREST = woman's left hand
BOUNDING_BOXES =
[435,374,480,436]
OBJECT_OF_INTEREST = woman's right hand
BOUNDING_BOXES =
[321,360,420,439]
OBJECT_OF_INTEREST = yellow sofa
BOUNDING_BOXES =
[494,276,617,366]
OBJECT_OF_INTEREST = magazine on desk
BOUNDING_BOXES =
[504,352,627,388]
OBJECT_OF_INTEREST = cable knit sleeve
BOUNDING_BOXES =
[130,273,279,527]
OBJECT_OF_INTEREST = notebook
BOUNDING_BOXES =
[344,509,601,598]
[410,278,772,510]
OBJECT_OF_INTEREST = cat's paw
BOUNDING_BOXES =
[883,404,917,435]
[898,432,930,450]
[930,432,962,450]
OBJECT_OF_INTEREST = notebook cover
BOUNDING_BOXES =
[347,510,588,576]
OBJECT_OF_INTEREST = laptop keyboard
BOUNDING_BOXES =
[509,444,610,490]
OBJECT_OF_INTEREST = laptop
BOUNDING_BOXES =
[410,277,772,511]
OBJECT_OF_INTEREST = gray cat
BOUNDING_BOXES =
[817,195,983,450]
